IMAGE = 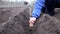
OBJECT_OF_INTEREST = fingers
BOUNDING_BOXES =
[29,23,34,27]
[29,17,36,27]
[29,18,35,24]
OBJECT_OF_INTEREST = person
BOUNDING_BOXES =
[29,0,60,27]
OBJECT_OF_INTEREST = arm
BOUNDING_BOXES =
[32,0,45,18]
[29,0,45,27]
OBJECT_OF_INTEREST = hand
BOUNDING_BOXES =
[29,17,36,27]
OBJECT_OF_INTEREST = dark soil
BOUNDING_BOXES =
[0,7,60,34]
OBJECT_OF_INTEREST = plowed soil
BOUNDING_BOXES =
[0,7,60,34]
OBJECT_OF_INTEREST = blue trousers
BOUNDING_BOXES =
[45,0,60,16]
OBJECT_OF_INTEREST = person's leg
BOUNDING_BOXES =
[41,7,46,13]
[45,0,55,16]
[56,0,60,8]
[58,0,60,3]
